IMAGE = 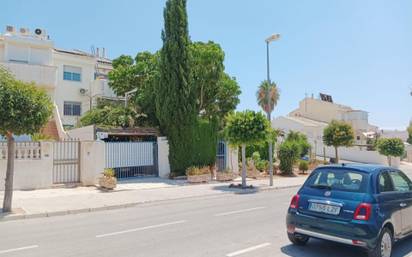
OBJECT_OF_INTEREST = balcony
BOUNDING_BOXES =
[0,61,57,88]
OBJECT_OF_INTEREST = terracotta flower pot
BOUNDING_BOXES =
[216,172,236,182]
[98,176,117,190]
[187,174,211,183]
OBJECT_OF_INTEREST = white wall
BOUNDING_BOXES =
[227,146,239,174]
[157,137,170,178]
[313,142,400,168]
[67,125,95,141]
[80,141,105,186]
[0,142,53,190]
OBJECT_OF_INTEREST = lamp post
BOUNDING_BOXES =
[265,33,280,186]
[124,88,138,107]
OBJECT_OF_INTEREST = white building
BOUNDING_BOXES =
[0,25,116,134]
[274,95,378,145]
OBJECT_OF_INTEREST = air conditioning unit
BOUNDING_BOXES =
[34,28,46,37]
[6,25,15,34]
[19,27,30,35]
[79,88,88,95]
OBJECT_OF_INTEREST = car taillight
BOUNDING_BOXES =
[290,194,300,209]
[354,203,372,221]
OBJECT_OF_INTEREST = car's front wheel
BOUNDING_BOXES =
[368,227,393,257]
[287,233,309,246]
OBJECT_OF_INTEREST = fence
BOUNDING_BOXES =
[0,142,41,160]
[105,141,158,179]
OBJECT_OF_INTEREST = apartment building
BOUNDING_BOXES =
[0,25,116,130]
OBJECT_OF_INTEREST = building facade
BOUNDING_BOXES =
[0,25,116,129]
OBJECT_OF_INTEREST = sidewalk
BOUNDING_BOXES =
[0,176,306,221]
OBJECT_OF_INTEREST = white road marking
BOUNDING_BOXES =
[96,220,186,238]
[226,243,271,257]
[214,207,266,217]
[0,245,39,255]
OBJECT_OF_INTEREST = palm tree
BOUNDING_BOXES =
[256,80,280,186]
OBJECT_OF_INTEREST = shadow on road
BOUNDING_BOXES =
[281,237,412,257]
[212,185,260,194]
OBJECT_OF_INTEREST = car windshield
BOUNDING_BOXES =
[306,169,369,193]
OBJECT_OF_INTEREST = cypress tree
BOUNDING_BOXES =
[156,0,196,174]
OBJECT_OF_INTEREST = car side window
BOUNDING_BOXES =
[389,171,411,192]
[379,171,394,193]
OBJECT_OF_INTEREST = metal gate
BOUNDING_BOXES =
[53,140,80,184]
[216,140,227,171]
[105,141,158,179]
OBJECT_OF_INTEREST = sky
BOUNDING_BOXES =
[2,0,412,129]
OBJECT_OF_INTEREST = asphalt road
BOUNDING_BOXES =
[1,186,412,257]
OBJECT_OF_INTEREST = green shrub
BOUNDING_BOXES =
[278,141,300,175]
[103,168,115,178]
[299,160,309,174]
[251,151,268,171]
[285,131,311,157]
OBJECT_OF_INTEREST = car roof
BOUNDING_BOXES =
[316,163,388,174]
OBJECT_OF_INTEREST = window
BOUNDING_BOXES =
[63,65,82,82]
[389,171,412,192]
[63,102,81,116]
[379,171,394,193]
[307,169,368,193]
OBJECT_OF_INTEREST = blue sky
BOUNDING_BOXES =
[2,0,412,129]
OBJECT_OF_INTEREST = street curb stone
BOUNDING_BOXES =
[0,184,301,222]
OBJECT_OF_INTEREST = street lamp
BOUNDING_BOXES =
[124,88,138,107]
[265,33,280,187]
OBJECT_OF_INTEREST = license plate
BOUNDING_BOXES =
[309,202,341,215]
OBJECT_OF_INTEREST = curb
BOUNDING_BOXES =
[0,184,301,222]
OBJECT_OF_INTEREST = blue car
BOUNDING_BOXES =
[286,164,412,257]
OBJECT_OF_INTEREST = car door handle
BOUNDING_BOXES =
[400,203,407,208]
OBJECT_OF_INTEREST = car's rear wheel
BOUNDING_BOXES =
[368,227,393,257]
[288,233,309,246]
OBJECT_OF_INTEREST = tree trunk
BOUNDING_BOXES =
[388,156,392,167]
[2,132,15,213]
[335,147,339,164]
[241,144,246,188]
[267,112,273,186]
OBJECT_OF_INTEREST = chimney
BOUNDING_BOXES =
[102,48,106,58]
[96,47,100,57]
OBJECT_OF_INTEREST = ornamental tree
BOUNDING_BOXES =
[0,68,53,212]
[377,138,405,166]
[155,0,196,175]
[407,122,412,145]
[225,110,269,188]
[323,120,354,163]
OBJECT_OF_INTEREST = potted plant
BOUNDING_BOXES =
[216,169,237,182]
[98,168,117,190]
[186,166,211,183]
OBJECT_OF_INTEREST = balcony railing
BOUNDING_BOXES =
[0,61,57,88]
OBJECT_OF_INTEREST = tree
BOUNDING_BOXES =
[323,120,354,163]
[155,0,196,175]
[225,110,269,188]
[407,122,412,145]
[256,80,280,186]
[108,52,160,126]
[285,131,311,157]
[80,105,147,128]
[190,42,241,121]
[377,138,405,166]
[0,68,53,212]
